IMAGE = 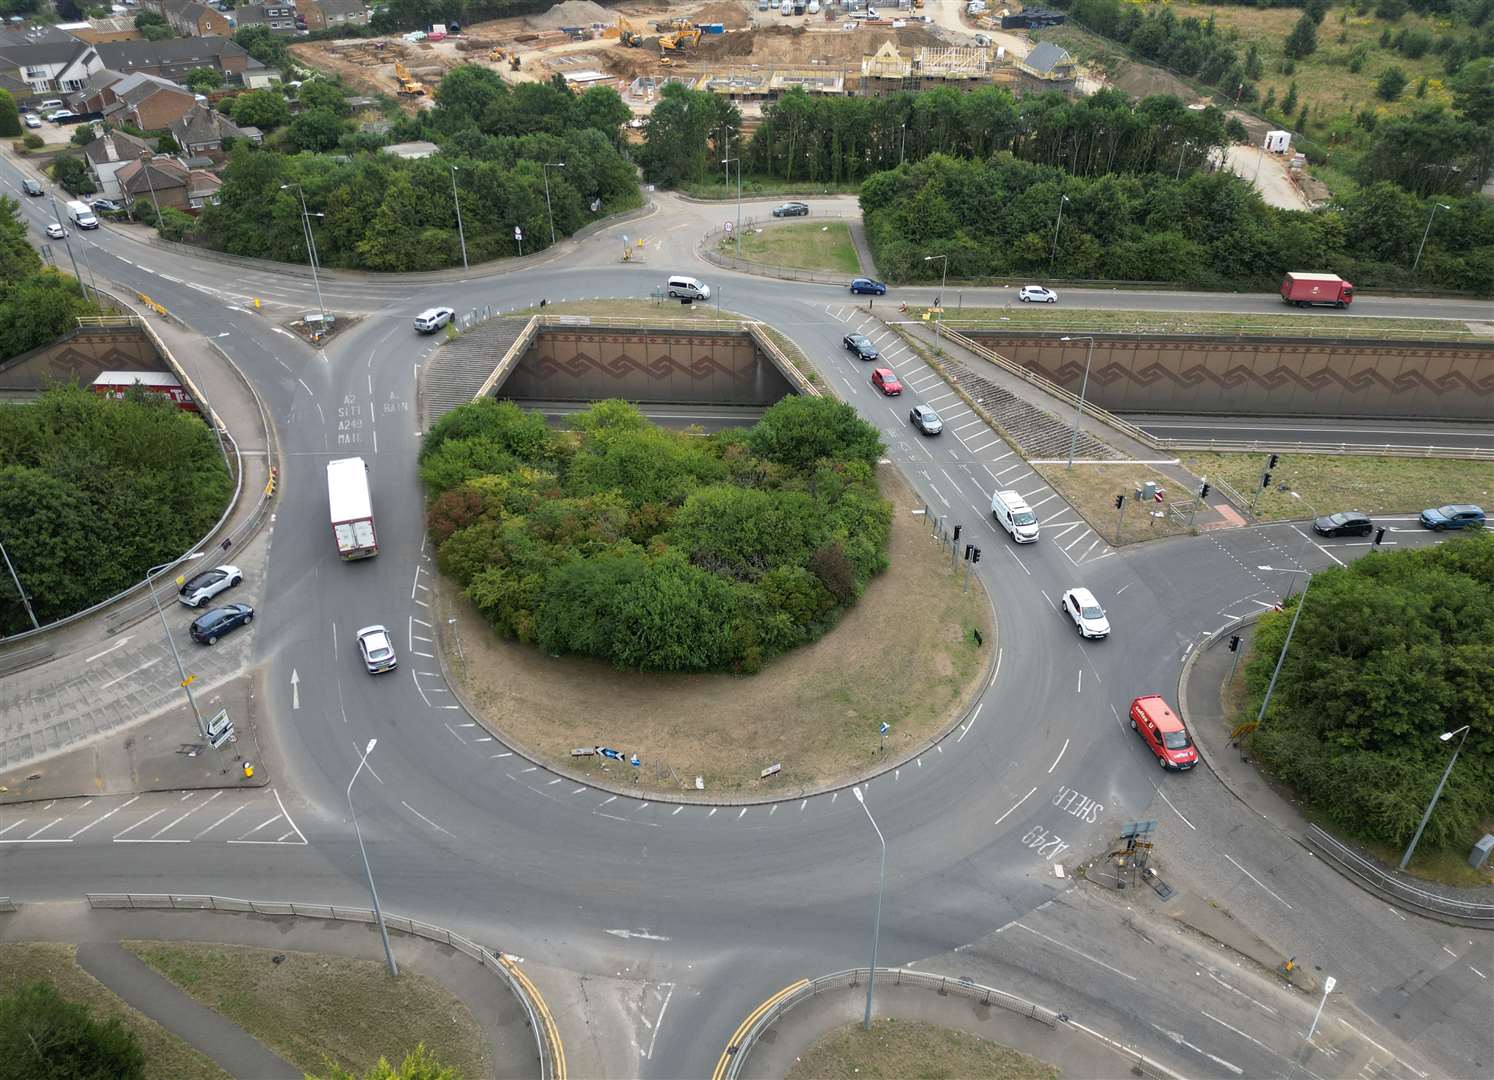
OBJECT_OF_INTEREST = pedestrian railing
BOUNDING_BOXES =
[0,897,16,913]
[84,892,565,1080]
[943,319,1489,344]
[1151,437,1494,461]
[1302,827,1494,927]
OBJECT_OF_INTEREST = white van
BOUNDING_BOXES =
[992,489,1039,542]
[780,0,792,14]
[65,199,98,229]
[666,275,710,301]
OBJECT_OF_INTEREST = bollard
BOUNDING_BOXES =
[242,761,254,779]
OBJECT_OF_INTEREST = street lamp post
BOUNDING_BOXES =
[542,162,565,248]
[147,557,208,740]
[923,254,948,344]
[1398,725,1471,871]
[280,183,327,330]
[1254,566,1312,726]
[1412,202,1451,275]
[850,786,886,1032]
[0,538,38,630]
[1049,193,1069,271]
[721,155,741,258]
[1059,335,1095,470]
[449,164,468,270]
[47,193,89,300]
[348,738,399,977]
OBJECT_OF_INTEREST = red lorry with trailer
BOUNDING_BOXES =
[1280,272,1354,308]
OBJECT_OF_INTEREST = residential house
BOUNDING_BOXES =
[94,36,251,83]
[64,18,143,45]
[117,155,222,211]
[1016,42,1075,82]
[83,128,155,199]
[300,0,368,31]
[0,24,104,106]
[150,0,234,39]
[231,3,302,35]
[88,71,197,131]
[169,101,258,158]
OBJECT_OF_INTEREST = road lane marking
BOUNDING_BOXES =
[150,791,222,838]
[69,795,140,838]
[1014,922,1138,981]
[101,657,160,689]
[26,817,64,839]
[993,786,1037,827]
[194,803,247,839]
[1047,739,1068,773]
[402,800,454,835]
[114,807,170,839]
[1223,853,1292,909]
[85,637,132,663]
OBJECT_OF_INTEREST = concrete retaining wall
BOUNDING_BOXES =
[0,323,165,400]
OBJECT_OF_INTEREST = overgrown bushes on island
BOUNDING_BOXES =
[421,397,892,673]
[1246,532,1493,854]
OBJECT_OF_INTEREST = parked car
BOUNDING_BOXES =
[44,222,66,239]
[909,404,942,435]
[21,178,42,196]
[871,367,902,396]
[88,197,121,212]
[356,624,398,673]
[1420,504,1486,531]
[46,110,80,124]
[771,201,809,217]
[413,306,454,333]
[22,113,40,128]
[178,564,243,608]
[849,277,886,295]
[1018,285,1058,303]
[843,333,878,360]
[1062,587,1110,639]
[190,603,254,645]
[1130,694,1196,770]
[1312,511,1373,538]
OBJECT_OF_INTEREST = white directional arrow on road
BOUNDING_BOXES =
[290,668,300,710]
[605,929,670,942]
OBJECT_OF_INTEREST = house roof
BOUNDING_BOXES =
[118,155,189,194]
[187,168,221,197]
[312,0,366,16]
[83,127,155,165]
[113,71,189,101]
[79,67,128,94]
[0,33,94,69]
[95,36,249,71]
[169,102,248,145]
[1022,41,1072,75]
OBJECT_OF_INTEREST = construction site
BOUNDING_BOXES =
[291,0,1080,124]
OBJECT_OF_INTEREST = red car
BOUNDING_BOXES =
[871,368,902,396]
[1129,695,1197,770]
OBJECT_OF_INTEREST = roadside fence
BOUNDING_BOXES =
[84,893,565,1080]
[1302,828,1494,928]
[945,319,1490,345]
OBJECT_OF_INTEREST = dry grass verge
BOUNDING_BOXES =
[1033,461,1193,546]
[728,220,861,275]
[0,943,227,1080]
[785,1018,1058,1080]
[942,306,1479,340]
[124,942,489,1080]
[438,467,993,796]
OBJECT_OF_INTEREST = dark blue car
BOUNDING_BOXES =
[1419,504,1485,531]
[190,603,254,645]
[849,278,886,295]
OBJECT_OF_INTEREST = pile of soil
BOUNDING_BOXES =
[531,0,612,29]
[692,1,751,28]
[696,23,950,65]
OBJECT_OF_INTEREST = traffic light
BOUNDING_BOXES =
[1261,472,1272,489]
[1199,482,1211,499]
[1374,527,1386,546]
[953,524,962,542]
[1228,634,1241,652]
[1114,494,1125,510]
[972,547,982,563]
[964,543,973,560]
[1268,454,1280,469]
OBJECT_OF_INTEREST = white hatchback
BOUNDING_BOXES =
[1062,587,1110,639]
[1018,285,1058,303]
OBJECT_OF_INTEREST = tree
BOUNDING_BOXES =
[1281,81,1299,117]
[0,196,40,284]
[297,78,349,116]
[0,981,146,1080]
[310,1044,459,1080]
[70,122,97,146]
[184,67,223,93]
[140,22,174,41]
[1304,0,1329,23]
[155,206,195,241]
[50,154,96,196]
[747,396,883,473]
[0,88,19,137]
[1284,14,1318,59]
[233,24,289,69]
[228,88,290,129]
[1377,66,1409,101]
[132,9,164,28]
[288,107,346,152]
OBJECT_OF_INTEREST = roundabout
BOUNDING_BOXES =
[1,176,1490,1079]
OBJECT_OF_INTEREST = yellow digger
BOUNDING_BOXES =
[659,25,701,52]
[615,16,644,46]
[394,60,426,96]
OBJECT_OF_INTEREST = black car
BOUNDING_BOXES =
[21,178,42,197]
[772,202,809,217]
[843,333,879,360]
[190,603,254,645]
[1312,511,1373,537]
[849,277,887,295]
[89,197,121,212]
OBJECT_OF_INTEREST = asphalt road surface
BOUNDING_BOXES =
[2,169,1489,1080]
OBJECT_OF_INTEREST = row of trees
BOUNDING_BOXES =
[1246,534,1493,853]
[0,386,233,635]
[860,153,1494,291]
[421,397,891,673]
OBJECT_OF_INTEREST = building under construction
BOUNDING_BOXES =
[858,41,1014,95]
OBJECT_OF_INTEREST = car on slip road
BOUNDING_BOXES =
[871,367,902,396]
[849,277,886,295]
[1062,587,1110,639]
[1312,511,1373,538]
[190,603,254,645]
[1018,285,1058,303]
[178,564,243,608]
[1419,504,1485,531]
[771,201,809,217]
[843,333,879,360]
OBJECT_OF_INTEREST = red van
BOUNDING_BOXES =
[1130,695,1197,770]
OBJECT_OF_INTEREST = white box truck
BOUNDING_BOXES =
[66,199,98,229]
[327,457,378,559]
[992,489,1039,542]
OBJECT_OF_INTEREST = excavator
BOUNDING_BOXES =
[614,15,644,46]
[393,59,426,96]
[659,25,701,52]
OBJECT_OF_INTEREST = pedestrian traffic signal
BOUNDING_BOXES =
[1114,494,1125,510]
[1261,472,1272,489]
[1228,634,1241,652]
[972,547,982,563]
[1268,453,1280,469]
[953,524,962,542]
[1199,482,1210,499]
[1374,526,1386,546]
[964,543,973,560]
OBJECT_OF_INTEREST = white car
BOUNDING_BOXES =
[23,113,40,128]
[177,564,243,607]
[1018,285,1058,303]
[356,624,397,673]
[1062,587,1110,639]
[413,306,454,334]
[45,222,66,239]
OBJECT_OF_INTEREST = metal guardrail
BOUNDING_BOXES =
[723,967,1059,1080]
[1153,437,1494,461]
[1302,827,1494,927]
[84,893,564,1080]
[745,322,821,398]
[0,897,16,913]
[942,319,1490,344]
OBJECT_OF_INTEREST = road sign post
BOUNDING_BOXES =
[879,721,889,752]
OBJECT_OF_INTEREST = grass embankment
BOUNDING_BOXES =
[785,1018,1059,1080]
[125,942,490,1080]
[1033,461,1195,545]
[679,178,861,199]
[0,943,227,1080]
[1180,452,1493,522]
[727,220,861,275]
[941,306,1481,340]
[440,466,992,795]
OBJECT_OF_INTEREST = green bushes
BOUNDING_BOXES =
[422,398,891,672]
[1247,533,1494,852]
[0,386,233,634]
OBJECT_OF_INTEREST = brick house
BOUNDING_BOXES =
[95,37,251,84]
[169,101,258,157]
[118,156,223,212]
[83,128,156,199]
[300,0,368,31]
[231,3,301,35]
[95,72,198,131]
[151,0,235,39]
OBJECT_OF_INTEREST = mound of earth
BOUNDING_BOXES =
[531,0,612,29]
